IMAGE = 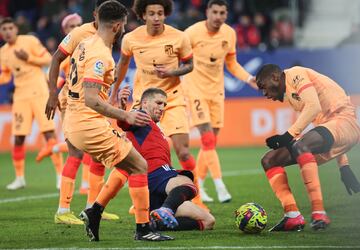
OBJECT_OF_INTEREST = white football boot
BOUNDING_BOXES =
[214,179,231,203]
[200,187,214,202]
[6,177,26,190]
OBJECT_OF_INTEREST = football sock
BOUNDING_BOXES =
[12,145,25,177]
[51,153,63,175]
[214,178,226,190]
[201,131,222,179]
[179,155,196,171]
[59,156,81,210]
[96,168,128,207]
[297,153,325,212]
[128,174,150,224]
[87,161,105,206]
[156,217,204,231]
[81,153,91,188]
[265,166,299,213]
[196,149,208,180]
[162,184,197,213]
[52,142,68,153]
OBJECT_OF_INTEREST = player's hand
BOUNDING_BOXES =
[340,165,360,195]
[118,85,131,110]
[45,92,59,120]
[266,132,294,149]
[14,49,29,61]
[124,111,151,126]
[154,65,172,79]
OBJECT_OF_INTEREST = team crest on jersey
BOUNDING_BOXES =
[164,45,174,55]
[222,40,228,49]
[291,93,301,101]
[94,60,104,76]
[292,75,304,86]
[63,34,71,45]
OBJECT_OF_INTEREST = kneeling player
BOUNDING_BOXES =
[256,64,360,231]
[116,87,215,230]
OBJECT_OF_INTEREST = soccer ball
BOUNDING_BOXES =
[234,202,267,233]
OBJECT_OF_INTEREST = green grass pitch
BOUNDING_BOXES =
[0,146,360,249]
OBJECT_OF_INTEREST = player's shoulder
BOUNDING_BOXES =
[75,22,97,34]
[19,34,40,43]
[123,25,146,40]
[185,20,206,33]
[164,24,185,36]
[285,66,311,88]
[220,23,236,36]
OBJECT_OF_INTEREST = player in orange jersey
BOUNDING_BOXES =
[256,64,360,231]
[183,0,257,203]
[0,18,62,190]
[67,1,173,241]
[43,1,119,224]
[110,0,210,211]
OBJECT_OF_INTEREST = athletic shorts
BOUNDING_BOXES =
[66,123,132,169]
[316,114,360,165]
[188,95,224,128]
[12,97,55,135]
[58,84,68,113]
[148,164,178,211]
[132,94,189,137]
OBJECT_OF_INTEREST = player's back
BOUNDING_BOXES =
[285,66,353,122]
[65,34,115,133]
[121,24,192,100]
[183,21,236,98]
[0,35,50,100]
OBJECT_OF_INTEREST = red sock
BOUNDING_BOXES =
[180,155,196,171]
[12,145,25,177]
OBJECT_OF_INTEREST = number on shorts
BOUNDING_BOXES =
[194,99,202,111]
[69,57,78,86]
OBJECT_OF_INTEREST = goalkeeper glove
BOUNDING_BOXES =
[266,132,294,150]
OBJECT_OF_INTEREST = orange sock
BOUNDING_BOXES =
[200,131,221,179]
[266,167,299,213]
[96,168,128,207]
[12,145,25,177]
[297,153,324,212]
[128,174,149,224]
[81,153,91,185]
[87,160,105,205]
[59,156,82,208]
[196,149,208,180]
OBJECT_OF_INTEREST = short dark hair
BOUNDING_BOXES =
[255,64,282,83]
[95,0,109,8]
[140,88,167,103]
[133,0,173,20]
[0,17,16,28]
[98,0,128,23]
[207,0,228,9]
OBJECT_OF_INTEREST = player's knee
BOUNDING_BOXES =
[177,148,190,162]
[90,161,105,176]
[203,213,216,230]
[261,153,272,170]
[68,147,83,159]
[201,131,216,151]
[291,140,310,157]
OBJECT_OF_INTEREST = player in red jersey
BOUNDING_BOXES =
[117,87,215,230]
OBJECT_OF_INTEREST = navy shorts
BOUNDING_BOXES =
[148,164,178,211]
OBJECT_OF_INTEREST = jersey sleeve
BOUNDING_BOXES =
[120,34,133,56]
[58,27,82,56]
[184,26,195,47]
[27,36,52,66]
[0,50,12,84]
[228,28,237,55]
[83,53,109,86]
[286,68,322,136]
[179,32,193,62]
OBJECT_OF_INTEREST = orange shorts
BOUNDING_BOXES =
[131,90,189,137]
[58,83,69,113]
[188,95,224,128]
[315,115,360,165]
[12,97,55,135]
[66,123,132,168]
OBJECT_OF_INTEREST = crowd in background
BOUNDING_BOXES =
[0,0,312,53]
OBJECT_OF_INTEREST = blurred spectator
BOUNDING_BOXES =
[234,14,261,50]
[274,14,294,46]
[15,12,31,34]
[45,36,57,54]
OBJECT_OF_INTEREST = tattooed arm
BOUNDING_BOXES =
[83,81,150,126]
[109,53,131,106]
[154,57,193,78]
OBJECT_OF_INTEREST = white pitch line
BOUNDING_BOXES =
[0,169,262,204]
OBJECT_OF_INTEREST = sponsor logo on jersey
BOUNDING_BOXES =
[94,60,104,76]
[62,34,71,45]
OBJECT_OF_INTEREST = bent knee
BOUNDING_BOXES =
[261,153,272,170]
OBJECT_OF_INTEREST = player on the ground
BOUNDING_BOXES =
[255,64,360,231]
[110,0,208,210]
[65,1,173,241]
[44,1,120,224]
[183,0,257,203]
[0,18,62,190]
[116,87,215,230]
